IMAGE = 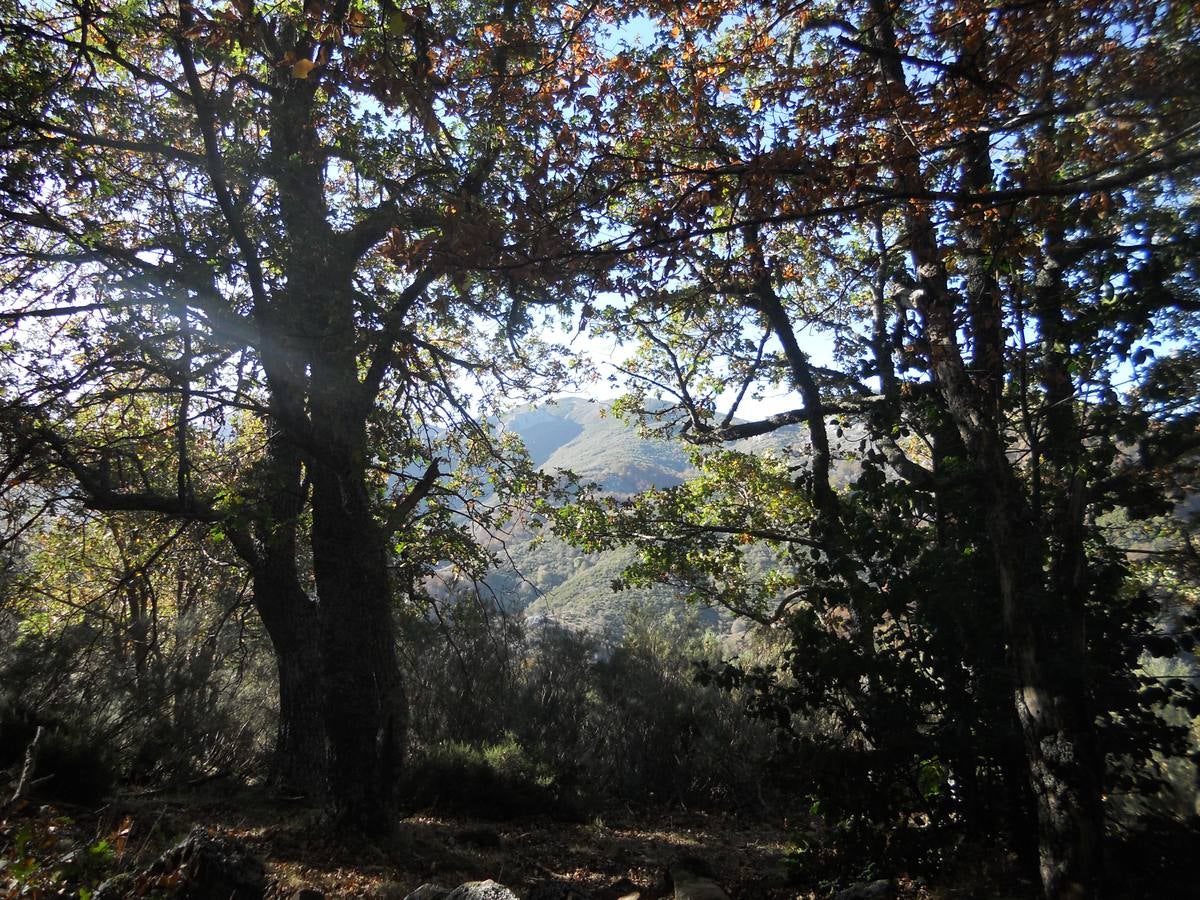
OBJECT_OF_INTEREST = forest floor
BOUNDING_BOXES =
[1,782,1039,899]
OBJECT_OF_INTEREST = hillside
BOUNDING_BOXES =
[501,398,694,493]
[479,397,812,636]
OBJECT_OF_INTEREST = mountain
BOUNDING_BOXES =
[502,398,693,493]
[477,396,813,636]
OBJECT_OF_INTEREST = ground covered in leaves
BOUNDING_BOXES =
[1,783,1039,899]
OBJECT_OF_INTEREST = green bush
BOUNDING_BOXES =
[402,597,782,814]
[0,696,114,806]
[28,727,116,806]
[399,736,562,820]
[0,814,118,898]
[512,611,774,809]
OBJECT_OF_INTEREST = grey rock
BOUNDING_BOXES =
[142,826,265,899]
[669,863,728,900]
[292,890,325,900]
[444,880,520,900]
[93,873,135,900]
[671,877,728,900]
[832,880,895,900]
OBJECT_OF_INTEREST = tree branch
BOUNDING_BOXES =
[384,458,442,536]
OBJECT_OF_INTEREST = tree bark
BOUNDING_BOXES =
[247,422,328,798]
[916,247,1098,896]
[261,66,409,833]
[906,171,1097,899]
[255,574,326,798]
[907,180,1098,900]
[310,456,407,834]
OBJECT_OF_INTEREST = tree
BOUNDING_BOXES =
[0,0,598,832]
[556,0,1200,895]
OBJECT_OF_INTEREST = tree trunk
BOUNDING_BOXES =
[255,575,326,798]
[246,417,328,799]
[903,177,1100,897]
[984,474,1099,898]
[310,458,407,834]
[263,64,409,836]
[305,309,405,833]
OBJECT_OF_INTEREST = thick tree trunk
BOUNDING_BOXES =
[984,477,1100,898]
[247,416,328,798]
[903,189,1099,897]
[255,576,326,798]
[263,64,410,836]
[305,290,405,832]
[310,459,407,834]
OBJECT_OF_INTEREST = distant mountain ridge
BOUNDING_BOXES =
[478,396,813,635]
[502,397,693,493]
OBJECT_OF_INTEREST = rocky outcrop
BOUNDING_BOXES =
[668,858,729,900]
[445,881,521,900]
[95,826,265,900]
[400,881,522,900]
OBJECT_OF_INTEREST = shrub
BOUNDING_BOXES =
[31,728,116,806]
[399,736,561,820]
[0,696,115,806]
[402,598,782,814]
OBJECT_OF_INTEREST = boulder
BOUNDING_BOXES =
[444,880,520,900]
[92,873,135,899]
[138,826,265,899]
[668,860,728,900]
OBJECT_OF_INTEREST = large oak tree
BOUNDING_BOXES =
[0,0,601,831]
[557,1,1200,896]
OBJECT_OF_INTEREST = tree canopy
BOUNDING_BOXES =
[1,0,601,831]
[2,1,1198,896]
[552,1,1200,895]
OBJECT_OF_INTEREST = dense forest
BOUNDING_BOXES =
[0,1,1197,898]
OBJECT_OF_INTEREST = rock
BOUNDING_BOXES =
[670,876,728,900]
[401,885,452,900]
[140,826,265,899]
[832,880,895,900]
[443,880,520,900]
[93,873,135,900]
[292,890,325,900]
[668,860,729,900]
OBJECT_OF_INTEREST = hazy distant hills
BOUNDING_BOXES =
[502,398,693,494]
[479,396,814,636]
